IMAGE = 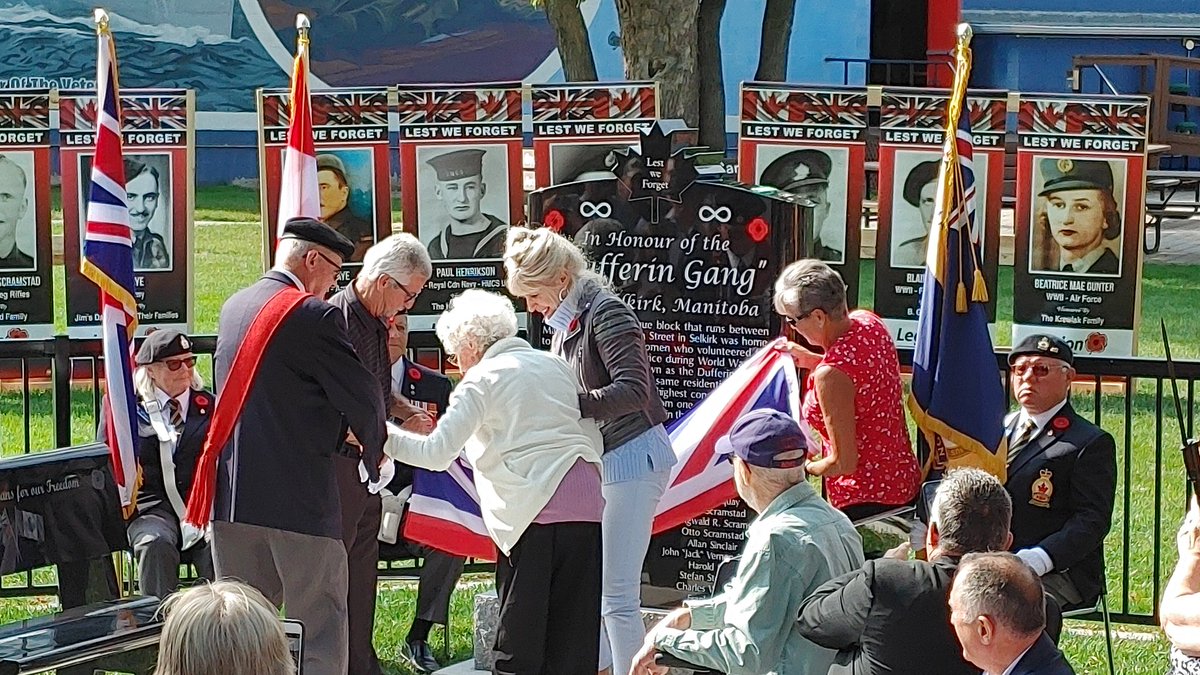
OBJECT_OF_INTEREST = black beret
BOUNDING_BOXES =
[759,149,831,192]
[1038,157,1113,196]
[280,217,355,260]
[136,329,193,365]
[427,148,486,181]
[903,161,941,208]
[1008,334,1073,366]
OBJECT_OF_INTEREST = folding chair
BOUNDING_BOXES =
[1061,589,1115,675]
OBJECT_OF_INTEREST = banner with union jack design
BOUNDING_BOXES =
[0,89,54,340]
[257,86,391,279]
[875,88,1006,348]
[530,82,657,189]
[61,86,193,340]
[739,83,866,306]
[394,83,523,333]
[1012,93,1150,357]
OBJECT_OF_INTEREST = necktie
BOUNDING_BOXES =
[1007,418,1037,468]
[167,398,184,433]
[1062,264,1074,273]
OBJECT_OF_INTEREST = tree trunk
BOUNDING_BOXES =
[542,0,598,81]
[697,0,727,150]
[755,0,796,81]
[615,0,702,127]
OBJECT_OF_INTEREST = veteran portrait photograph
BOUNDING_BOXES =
[757,147,846,263]
[0,153,35,271]
[124,156,171,271]
[1030,157,1124,276]
[418,147,509,261]
[890,157,940,268]
[316,152,375,263]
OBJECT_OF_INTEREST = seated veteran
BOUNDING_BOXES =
[631,410,864,675]
[99,329,214,599]
[1004,334,1117,611]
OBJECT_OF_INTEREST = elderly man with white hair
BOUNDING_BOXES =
[327,233,432,675]
[630,409,864,675]
[385,289,604,675]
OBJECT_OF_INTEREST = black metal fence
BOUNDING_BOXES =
[2,336,1194,625]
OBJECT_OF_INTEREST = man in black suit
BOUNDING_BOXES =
[1005,334,1117,611]
[797,468,1013,675]
[381,312,467,674]
[328,233,431,675]
[950,552,1075,675]
[208,218,386,675]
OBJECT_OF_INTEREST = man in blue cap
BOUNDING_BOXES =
[424,148,508,260]
[631,409,863,675]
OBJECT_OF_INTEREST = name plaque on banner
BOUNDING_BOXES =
[1012,94,1150,356]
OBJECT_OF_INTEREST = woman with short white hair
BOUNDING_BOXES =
[154,580,293,675]
[385,289,605,675]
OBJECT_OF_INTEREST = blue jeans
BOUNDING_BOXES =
[598,463,671,675]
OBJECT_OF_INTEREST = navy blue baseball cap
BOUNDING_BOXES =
[716,409,807,469]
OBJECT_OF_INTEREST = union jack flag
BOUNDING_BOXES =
[395,86,521,125]
[80,16,140,514]
[1018,98,1149,138]
[120,95,188,130]
[312,91,389,127]
[531,84,656,123]
[404,344,799,559]
[881,92,946,130]
[742,86,867,127]
[0,93,50,130]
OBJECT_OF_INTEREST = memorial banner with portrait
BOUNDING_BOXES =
[258,87,391,288]
[875,89,1005,347]
[738,83,865,305]
[530,82,657,189]
[396,83,523,330]
[60,89,194,338]
[528,122,807,595]
[1013,94,1150,356]
[0,90,53,340]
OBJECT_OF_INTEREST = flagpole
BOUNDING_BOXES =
[94,8,108,34]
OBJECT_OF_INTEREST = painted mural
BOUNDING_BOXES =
[0,0,565,113]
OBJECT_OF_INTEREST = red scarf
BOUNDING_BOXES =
[183,286,309,529]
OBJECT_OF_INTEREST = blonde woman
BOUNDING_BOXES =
[504,226,676,675]
[154,580,293,675]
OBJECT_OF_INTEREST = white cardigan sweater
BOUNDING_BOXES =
[383,336,603,555]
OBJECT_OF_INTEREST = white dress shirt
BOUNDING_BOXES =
[154,388,190,424]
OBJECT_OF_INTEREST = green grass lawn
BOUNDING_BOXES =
[12,187,1200,670]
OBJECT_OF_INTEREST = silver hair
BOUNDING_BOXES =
[773,259,848,320]
[360,233,432,282]
[435,289,518,358]
[955,551,1047,636]
[931,468,1012,555]
[744,449,808,494]
[274,237,319,271]
[133,364,204,403]
[153,580,294,675]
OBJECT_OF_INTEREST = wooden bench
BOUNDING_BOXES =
[0,596,161,675]
[1145,169,1200,254]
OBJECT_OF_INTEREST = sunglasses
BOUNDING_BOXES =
[783,310,815,328]
[1011,362,1069,378]
[160,356,197,371]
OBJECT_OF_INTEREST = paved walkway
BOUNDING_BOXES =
[1148,216,1200,265]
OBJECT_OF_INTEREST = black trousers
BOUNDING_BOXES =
[493,522,601,675]
[335,456,382,675]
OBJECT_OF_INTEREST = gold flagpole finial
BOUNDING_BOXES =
[296,13,311,46]
[94,8,110,35]
[956,23,973,48]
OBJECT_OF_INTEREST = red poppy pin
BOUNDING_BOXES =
[1085,332,1108,354]
[544,210,565,232]
[194,394,210,408]
[746,217,769,243]
[408,367,422,381]
[6,328,28,339]
[568,317,580,333]
[1051,416,1069,431]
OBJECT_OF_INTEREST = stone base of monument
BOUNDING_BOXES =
[442,590,691,675]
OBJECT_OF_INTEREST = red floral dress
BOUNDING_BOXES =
[802,310,921,509]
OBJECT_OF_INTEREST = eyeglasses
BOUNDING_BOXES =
[446,353,460,367]
[1011,362,1069,378]
[385,275,422,304]
[312,250,343,271]
[161,356,197,371]
[783,310,814,328]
